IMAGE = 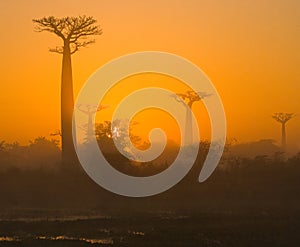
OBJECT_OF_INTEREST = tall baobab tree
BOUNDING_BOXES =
[33,16,102,164]
[171,90,211,146]
[272,112,295,150]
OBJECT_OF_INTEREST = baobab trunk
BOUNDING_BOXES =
[184,104,193,146]
[184,109,193,146]
[281,123,286,150]
[61,41,76,164]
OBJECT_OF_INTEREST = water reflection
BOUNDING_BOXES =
[0,235,113,245]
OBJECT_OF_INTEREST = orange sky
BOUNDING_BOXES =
[0,0,299,151]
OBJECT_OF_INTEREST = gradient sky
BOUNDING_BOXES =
[0,0,299,151]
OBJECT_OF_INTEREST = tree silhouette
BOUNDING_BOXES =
[171,90,211,145]
[272,112,295,150]
[33,16,102,165]
[77,104,109,143]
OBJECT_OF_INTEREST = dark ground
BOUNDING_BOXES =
[0,148,300,246]
[0,210,300,246]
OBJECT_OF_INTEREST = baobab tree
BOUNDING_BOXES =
[77,104,109,143]
[33,16,102,164]
[171,90,211,146]
[272,112,295,150]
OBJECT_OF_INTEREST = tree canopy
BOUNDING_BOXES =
[33,15,102,54]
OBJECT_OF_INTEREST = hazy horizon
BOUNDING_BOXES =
[0,0,299,151]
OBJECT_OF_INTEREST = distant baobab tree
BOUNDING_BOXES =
[77,104,109,142]
[171,90,211,146]
[33,16,102,164]
[272,112,295,150]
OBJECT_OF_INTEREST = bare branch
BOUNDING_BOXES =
[170,94,188,107]
[49,46,64,54]
[33,16,66,40]
[171,90,211,108]
[70,45,79,55]
[272,112,295,124]
[70,40,96,54]
[33,15,102,54]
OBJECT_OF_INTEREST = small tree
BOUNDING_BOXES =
[33,16,102,165]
